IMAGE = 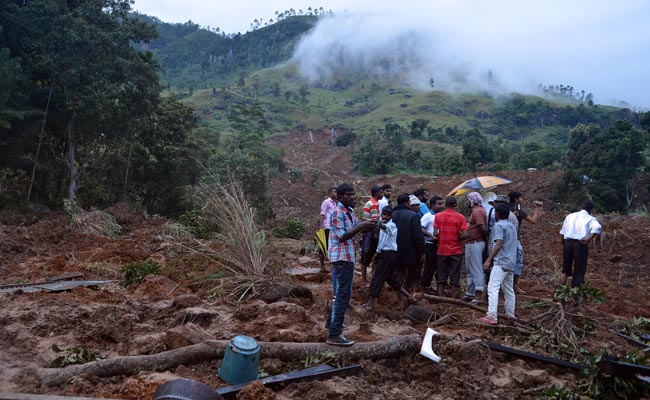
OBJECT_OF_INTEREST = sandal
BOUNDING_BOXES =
[461,295,474,302]
[361,303,375,312]
[470,299,483,305]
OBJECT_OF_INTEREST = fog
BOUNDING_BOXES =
[292,1,650,108]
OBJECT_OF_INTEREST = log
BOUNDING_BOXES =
[41,334,421,387]
[422,294,531,325]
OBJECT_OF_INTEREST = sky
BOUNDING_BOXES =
[132,0,650,108]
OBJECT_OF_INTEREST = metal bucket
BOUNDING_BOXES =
[153,378,223,400]
[218,335,260,384]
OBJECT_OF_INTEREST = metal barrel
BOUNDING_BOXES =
[218,335,260,385]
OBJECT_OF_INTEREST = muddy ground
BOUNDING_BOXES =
[1,130,649,399]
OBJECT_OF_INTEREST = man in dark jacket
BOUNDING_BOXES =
[391,193,425,293]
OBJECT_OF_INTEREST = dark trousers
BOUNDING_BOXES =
[369,251,402,298]
[360,232,379,266]
[562,239,589,287]
[326,261,354,337]
[395,263,421,292]
[436,254,463,286]
[420,242,438,288]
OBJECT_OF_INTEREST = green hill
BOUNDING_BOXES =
[134,14,318,89]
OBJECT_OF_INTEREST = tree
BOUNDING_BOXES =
[409,119,429,139]
[215,100,284,221]
[567,121,647,212]
[1,0,160,201]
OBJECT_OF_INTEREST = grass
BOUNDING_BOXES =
[191,172,277,301]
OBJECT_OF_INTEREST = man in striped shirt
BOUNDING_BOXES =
[360,185,383,285]
[326,183,375,346]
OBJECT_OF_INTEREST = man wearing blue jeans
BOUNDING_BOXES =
[326,183,375,346]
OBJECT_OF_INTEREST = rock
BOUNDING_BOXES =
[489,375,513,388]
[453,339,485,360]
[172,294,203,309]
[264,301,306,317]
[297,256,318,268]
[165,323,214,350]
[288,285,313,300]
[513,369,549,387]
[405,304,434,324]
[175,307,218,327]
[259,286,289,304]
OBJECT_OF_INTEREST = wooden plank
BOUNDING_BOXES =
[0,393,126,400]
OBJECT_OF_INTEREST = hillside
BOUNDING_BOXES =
[135,13,318,89]
[137,12,644,182]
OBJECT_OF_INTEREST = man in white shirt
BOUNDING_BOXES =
[559,200,602,287]
[362,206,417,311]
[378,184,392,213]
[419,196,444,293]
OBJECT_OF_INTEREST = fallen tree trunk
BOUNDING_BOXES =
[422,294,530,325]
[41,334,421,387]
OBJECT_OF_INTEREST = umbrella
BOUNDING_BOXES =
[447,176,512,197]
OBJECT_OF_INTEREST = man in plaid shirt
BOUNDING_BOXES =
[326,183,375,346]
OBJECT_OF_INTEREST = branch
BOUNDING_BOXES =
[422,294,531,325]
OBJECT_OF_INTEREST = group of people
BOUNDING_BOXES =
[319,182,601,346]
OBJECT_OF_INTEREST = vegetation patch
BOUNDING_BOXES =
[553,283,605,306]
[272,218,306,240]
[121,261,162,287]
[64,200,122,238]
[50,344,101,368]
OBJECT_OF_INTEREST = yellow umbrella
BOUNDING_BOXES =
[447,176,512,197]
[315,228,328,257]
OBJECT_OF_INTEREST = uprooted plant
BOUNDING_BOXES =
[190,172,278,301]
[579,349,650,399]
[545,349,650,400]
[527,299,587,363]
[519,285,606,363]
[553,283,606,306]
[50,344,102,368]
[621,317,650,342]
[64,199,122,237]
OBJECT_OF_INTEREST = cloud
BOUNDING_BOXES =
[292,1,650,108]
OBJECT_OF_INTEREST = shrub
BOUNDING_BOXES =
[335,132,357,147]
[179,208,217,239]
[121,260,161,287]
[193,172,275,300]
[272,218,306,239]
[0,167,29,210]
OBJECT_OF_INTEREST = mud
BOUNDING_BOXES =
[1,131,649,399]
